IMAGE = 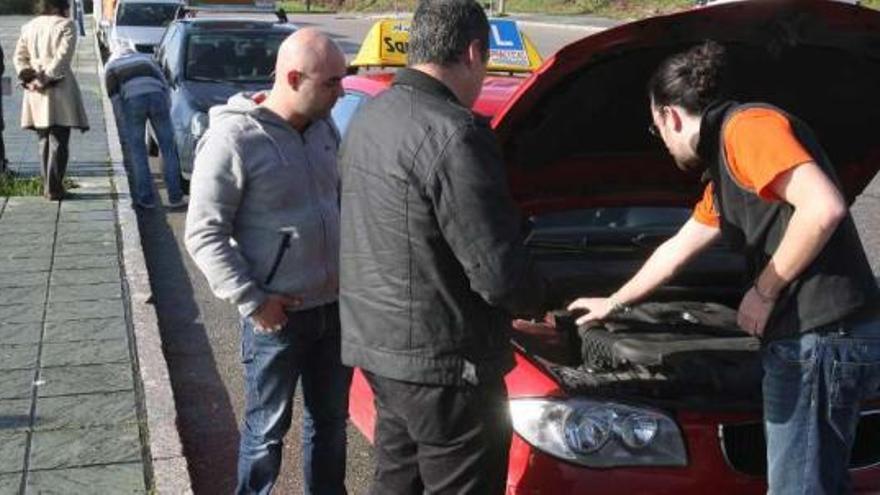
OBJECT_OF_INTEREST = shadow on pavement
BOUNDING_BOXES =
[136,206,241,493]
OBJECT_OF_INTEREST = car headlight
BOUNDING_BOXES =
[510,398,687,468]
[190,112,209,139]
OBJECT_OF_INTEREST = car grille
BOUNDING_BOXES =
[719,410,880,477]
[135,44,154,54]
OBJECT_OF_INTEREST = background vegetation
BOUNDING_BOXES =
[280,0,880,17]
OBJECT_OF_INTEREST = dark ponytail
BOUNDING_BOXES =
[38,0,70,15]
[648,40,728,114]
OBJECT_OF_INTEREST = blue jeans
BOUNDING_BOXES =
[122,91,183,205]
[237,302,352,495]
[763,316,880,495]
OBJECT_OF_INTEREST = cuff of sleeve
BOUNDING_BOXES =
[235,285,268,317]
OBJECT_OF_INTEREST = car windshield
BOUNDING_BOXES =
[117,3,179,27]
[184,31,288,83]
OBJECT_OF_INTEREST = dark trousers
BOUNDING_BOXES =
[0,129,6,172]
[364,372,512,495]
[36,126,71,199]
[0,99,5,170]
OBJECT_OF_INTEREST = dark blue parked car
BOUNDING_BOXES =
[150,13,296,183]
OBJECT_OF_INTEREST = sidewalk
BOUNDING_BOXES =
[0,16,186,494]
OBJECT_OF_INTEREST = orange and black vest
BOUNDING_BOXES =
[699,101,877,340]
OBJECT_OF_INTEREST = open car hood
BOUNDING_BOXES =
[493,0,880,213]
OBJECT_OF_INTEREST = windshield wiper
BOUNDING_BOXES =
[187,76,235,85]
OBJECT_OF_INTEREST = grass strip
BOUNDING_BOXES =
[0,172,77,197]
[278,0,880,18]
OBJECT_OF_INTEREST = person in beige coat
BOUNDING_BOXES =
[14,0,89,200]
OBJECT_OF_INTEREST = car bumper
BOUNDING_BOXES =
[505,411,880,495]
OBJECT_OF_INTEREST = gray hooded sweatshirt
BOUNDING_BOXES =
[185,93,340,317]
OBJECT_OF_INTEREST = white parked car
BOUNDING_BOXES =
[105,0,183,54]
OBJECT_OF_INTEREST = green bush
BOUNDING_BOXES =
[0,0,34,15]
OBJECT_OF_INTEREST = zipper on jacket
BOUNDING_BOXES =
[301,134,333,292]
[264,227,298,286]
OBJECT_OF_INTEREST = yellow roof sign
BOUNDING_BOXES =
[351,19,543,73]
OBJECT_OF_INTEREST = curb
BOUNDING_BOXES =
[93,36,194,494]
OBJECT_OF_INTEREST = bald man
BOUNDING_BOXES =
[185,29,350,495]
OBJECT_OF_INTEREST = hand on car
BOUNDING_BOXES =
[737,286,776,337]
[567,297,617,326]
[252,294,302,334]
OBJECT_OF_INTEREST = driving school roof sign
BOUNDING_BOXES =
[350,19,543,73]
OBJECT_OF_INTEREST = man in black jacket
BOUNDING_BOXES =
[338,1,543,493]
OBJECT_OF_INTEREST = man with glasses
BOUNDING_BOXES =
[570,41,880,494]
[185,28,349,495]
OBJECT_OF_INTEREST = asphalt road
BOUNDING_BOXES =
[136,15,600,495]
[138,13,880,495]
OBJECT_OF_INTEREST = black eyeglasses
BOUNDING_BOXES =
[648,123,660,137]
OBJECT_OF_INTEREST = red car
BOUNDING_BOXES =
[333,2,880,493]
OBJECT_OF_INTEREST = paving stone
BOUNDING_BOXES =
[0,399,32,431]
[59,201,114,213]
[59,210,115,223]
[2,203,56,215]
[0,245,53,261]
[0,304,43,324]
[0,345,39,371]
[0,432,26,474]
[0,257,51,274]
[29,425,142,471]
[25,463,145,494]
[41,340,129,368]
[45,299,125,322]
[0,212,56,225]
[43,318,127,343]
[55,230,116,245]
[51,255,119,272]
[57,221,115,234]
[0,286,47,307]
[0,370,34,400]
[50,268,119,286]
[0,232,54,247]
[47,282,122,304]
[34,391,137,431]
[0,272,48,289]
[53,241,116,257]
[0,473,21,495]
[0,324,42,345]
[38,364,133,397]
[0,222,51,235]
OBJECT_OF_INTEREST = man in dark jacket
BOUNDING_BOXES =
[339,1,544,493]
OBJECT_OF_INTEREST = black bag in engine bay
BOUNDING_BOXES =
[512,301,764,408]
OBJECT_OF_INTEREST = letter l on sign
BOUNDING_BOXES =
[491,24,514,47]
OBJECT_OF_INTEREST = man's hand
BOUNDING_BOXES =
[251,294,302,334]
[567,298,618,326]
[737,287,776,337]
[26,79,43,92]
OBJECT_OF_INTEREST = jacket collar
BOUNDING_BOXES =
[697,100,738,164]
[393,68,461,106]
